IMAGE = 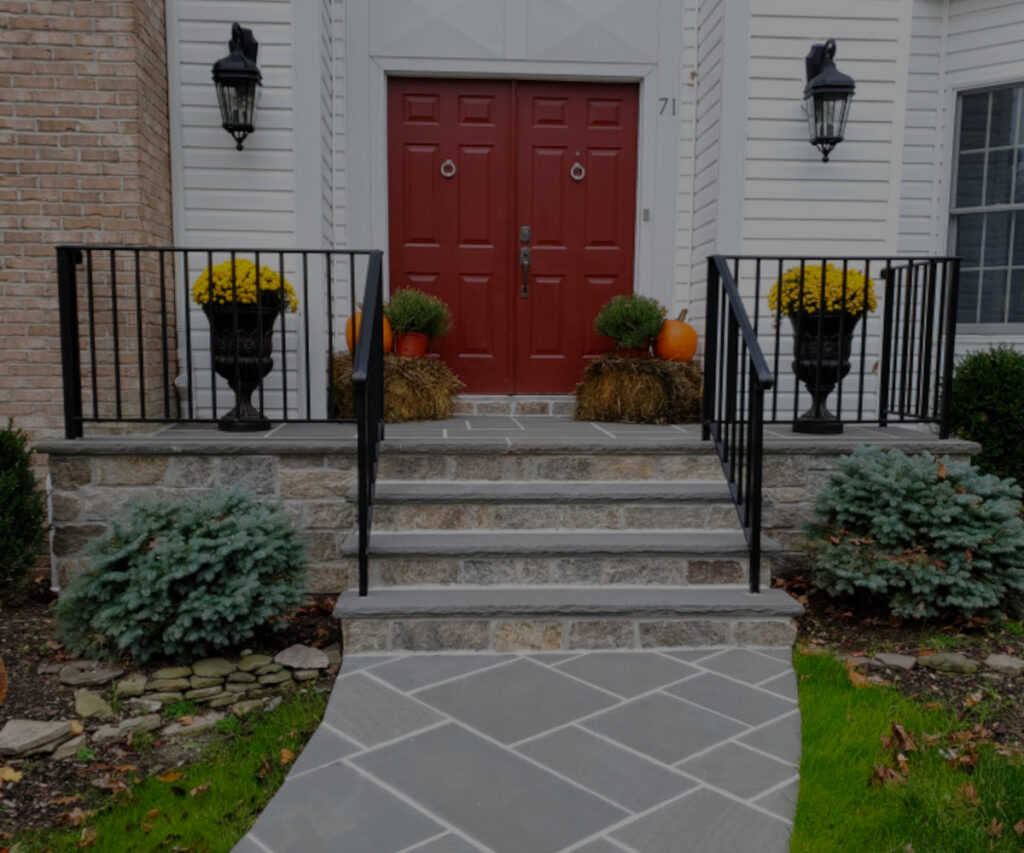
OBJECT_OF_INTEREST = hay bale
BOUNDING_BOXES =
[331,353,463,423]
[574,356,702,424]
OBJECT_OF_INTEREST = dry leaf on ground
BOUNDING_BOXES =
[988,818,1004,838]
[280,748,296,765]
[189,782,211,798]
[0,767,22,786]
[1013,819,1024,835]
[870,765,905,786]
[156,770,182,783]
[959,782,980,805]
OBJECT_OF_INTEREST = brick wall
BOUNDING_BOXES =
[0,0,174,444]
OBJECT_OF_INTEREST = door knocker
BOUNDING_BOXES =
[570,162,586,182]
[441,158,457,179]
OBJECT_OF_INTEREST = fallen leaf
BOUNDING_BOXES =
[1013,819,1024,835]
[256,758,271,779]
[846,663,871,688]
[49,795,82,806]
[178,715,194,726]
[115,764,137,773]
[60,808,92,827]
[0,767,23,785]
[959,782,980,805]
[988,818,1003,838]
[189,782,211,798]
[924,702,943,711]
[140,822,152,834]
[79,826,99,848]
[145,808,161,820]
[891,723,917,752]
[937,461,948,479]
[157,770,182,783]
[964,691,983,708]
[896,753,910,775]
[870,765,905,786]
[280,748,296,766]
[70,720,84,736]
[904,845,915,853]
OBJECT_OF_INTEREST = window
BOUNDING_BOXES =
[951,84,1024,325]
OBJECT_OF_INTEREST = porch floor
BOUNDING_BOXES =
[235,648,799,853]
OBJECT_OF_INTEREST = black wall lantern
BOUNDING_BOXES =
[803,39,855,162]
[212,23,262,150]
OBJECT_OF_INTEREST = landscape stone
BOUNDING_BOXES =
[227,671,256,683]
[874,653,916,671]
[292,669,319,681]
[224,682,254,694]
[162,712,224,737]
[36,661,64,676]
[254,663,283,676]
[92,725,123,745]
[323,643,342,666]
[147,678,191,692]
[230,699,269,716]
[275,644,329,670]
[983,654,1024,676]
[264,697,283,713]
[52,735,87,761]
[58,661,122,687]
[0,720,73,756]
[147,692,185,704]
[258,670,293,686]
[189,676,225,689]
[918,652,979,674]
[115,673,148,697]
[208,696,238,709]
[192,658,236,678]
[185,686,223,700]
[127,697,163,714]
[118,714,162,733]
[237,654,273,672]
[151,666,192,680]
[74,688,114,719]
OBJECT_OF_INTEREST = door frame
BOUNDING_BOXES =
[343,0,684,315]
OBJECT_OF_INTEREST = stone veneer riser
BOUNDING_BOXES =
[342,616,797,652]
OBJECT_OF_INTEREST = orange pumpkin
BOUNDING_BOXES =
[655,309,698,362]
[346,312,393,354]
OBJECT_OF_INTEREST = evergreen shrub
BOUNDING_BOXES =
[55,487,308,663]
[384,288,452,339]
[949,347,1024,482]
[593,295,665,349]
[0,420,46,590]
[805,445,1024,619]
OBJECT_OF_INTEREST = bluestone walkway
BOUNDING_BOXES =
[234,648,800,853]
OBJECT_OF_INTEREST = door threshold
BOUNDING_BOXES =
[452,394,575,417]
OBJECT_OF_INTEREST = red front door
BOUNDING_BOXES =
[387,79,638,393]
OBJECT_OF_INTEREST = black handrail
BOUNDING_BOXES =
[702,256,773,593]
[351,251,385,596]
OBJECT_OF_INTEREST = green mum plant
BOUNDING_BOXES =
[384,288,453,340]
[594,295,666,350]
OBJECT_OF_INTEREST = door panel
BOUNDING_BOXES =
[515,82,638,392]
[388,79,514,392]
[387,79,638,394]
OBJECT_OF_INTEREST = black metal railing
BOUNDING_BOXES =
[55,246,386,597]
[703,254,961,591]
[352,251,385,596]
[702,257,774,593]
[55,246,382,434]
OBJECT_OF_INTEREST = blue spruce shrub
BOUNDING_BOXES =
[805,446,1024,619]
[56,487,308,663]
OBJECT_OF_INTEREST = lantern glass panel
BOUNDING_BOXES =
[807,93,851,144]
[215,80,257,131]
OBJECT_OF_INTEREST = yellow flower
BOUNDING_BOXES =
[191,259,298,312]
[768,263,877,316]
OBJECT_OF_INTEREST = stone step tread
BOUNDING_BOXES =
[347,530,780,557]
[357,480,733,504]
[334,585,802,619]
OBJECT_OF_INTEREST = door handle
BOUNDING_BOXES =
[519,247,531,299]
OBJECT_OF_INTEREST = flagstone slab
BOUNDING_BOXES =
[373,653,514,692]
[553,651,698,698]
[737,711,802,764]
[696,649,791,684]
[665,672,795,726]
[324,672,442,747]
[676,742,796,799]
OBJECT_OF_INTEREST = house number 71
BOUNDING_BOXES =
[659,97,676,116]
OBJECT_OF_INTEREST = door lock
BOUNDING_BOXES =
[519,247,531,299]
[519,225,531,244]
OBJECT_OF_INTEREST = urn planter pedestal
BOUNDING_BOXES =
[789,311,860,434]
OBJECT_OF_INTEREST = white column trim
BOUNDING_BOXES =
[715,0,750,254]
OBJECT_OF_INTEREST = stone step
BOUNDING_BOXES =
[335,586,802,652]
[364,481,738,531]
[375,448,724,482]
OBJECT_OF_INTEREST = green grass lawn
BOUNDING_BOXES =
[12,689,327,853]
[791,651,1024,853]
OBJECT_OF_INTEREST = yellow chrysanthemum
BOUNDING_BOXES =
[191,259,298,313]
[768,263,877,316]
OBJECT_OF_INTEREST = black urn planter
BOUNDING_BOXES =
[204,303,281,431]
[789,311,860,434]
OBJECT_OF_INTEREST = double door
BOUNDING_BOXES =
[387,78,638,393]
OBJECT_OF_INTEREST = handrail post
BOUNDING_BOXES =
[939,258,960,439]
[702,256,720,441]
[56,247,84,439]
[748,366,765,594]
[878,261,895,427]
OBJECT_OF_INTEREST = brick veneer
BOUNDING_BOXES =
[0,0,173,444]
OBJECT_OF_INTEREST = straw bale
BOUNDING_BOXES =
[331,353,463,423]
[574,357,702,424]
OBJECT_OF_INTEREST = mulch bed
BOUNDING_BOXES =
[0,579,341,839]
[783,574,1024,751]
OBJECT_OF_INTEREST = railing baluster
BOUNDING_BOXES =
[159,250,171,418]
[134,249,146,421]
[110,249,122,421]
[85,250,98,420]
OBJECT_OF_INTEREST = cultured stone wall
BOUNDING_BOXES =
[46,449,358,594]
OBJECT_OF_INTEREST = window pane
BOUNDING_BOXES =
[957,152,985,207]
[960,92,989,150]
[990,88,1016,147]
[1016,149,1024,204]
[956,213,984,267]
[986,149,1014,205]
[980,268,1008,322]
[984,211,1012,266]
[1009,269,1024,322]
[957,270,980,323]
[1015,211,1024,264]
